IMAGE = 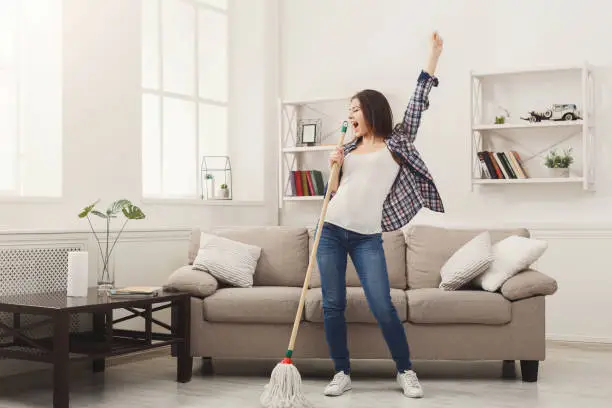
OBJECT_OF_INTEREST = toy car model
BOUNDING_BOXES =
[520,104,582,123]
[521,111,547,123]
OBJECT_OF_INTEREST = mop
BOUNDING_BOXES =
[260,121,349,408]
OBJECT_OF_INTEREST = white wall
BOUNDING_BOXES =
[0,0,279,232]
[278,0,612,342]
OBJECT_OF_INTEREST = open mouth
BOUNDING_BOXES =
[351,121,359,131]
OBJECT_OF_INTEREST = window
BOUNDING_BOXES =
[141,0,228,199]
[0,0,63,198]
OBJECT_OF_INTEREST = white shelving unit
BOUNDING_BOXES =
[278,96,349,208]
[473,177,584,185]
[470,63,595,191]
[473,120,583,131]
[282,145,337,153]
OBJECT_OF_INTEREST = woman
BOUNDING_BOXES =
[316,32,444,399]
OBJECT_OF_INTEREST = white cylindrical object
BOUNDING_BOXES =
[67,251,89,297]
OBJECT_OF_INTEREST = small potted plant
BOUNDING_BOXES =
[218,183,230,199]
[495,106,510,124]
[544,147,573,178]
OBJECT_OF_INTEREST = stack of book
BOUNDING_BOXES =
[288,170,325,196]
[109,286,161,297]
[477,151,529,179]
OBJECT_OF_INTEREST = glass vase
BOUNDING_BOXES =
[97,249,115,294]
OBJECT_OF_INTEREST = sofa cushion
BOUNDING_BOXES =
[197,226,309,287]
[308,228,407,289]
[500,268,558,300]
[439,231,493,290]
[202,287,302,323]
[473,235,548,292]
[193,232,262,288]
[406,288,511,325]
[404,225,529,289]
[304,287,407,323]
[164,265,218,297]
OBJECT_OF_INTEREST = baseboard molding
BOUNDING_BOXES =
[546,334,612,344]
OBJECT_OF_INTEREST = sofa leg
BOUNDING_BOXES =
[502,360,516,379]
[200,357,213,375]
[520,360,539,382]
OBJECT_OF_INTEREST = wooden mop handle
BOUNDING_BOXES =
[286,121,349,356]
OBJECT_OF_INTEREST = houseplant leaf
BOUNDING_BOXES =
[122,203,145,220]
[91,210,108,219]
[107,199,130,216]
[78,199,100,218]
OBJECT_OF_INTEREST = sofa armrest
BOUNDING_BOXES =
[500,268,558,301]
[163,265,218,298]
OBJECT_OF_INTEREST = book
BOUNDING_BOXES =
[300,171,310,196]
[311,170,325,195]
[510,151,529,178]
[109,286,161,297]
[289,169,326,196]
[477,152,492,178]
[477,150,528,179]
[497,152,516,178]
[306,171,315,195]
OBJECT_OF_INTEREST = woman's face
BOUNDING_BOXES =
[349,98,368,138]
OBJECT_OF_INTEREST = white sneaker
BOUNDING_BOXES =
[397,369,424,398]
[324,371,352,396]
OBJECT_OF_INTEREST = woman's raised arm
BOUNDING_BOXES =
[396,31,443,143]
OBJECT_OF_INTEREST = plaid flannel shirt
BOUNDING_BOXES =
[333,70,445,232]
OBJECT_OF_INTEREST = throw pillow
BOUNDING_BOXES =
[164,265,218,297]
[439,231,493,290]
[193,232,262,288]
[473,235,548,292]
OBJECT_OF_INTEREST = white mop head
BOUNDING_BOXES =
[260,359,313,408]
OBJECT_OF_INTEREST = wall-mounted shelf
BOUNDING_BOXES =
[283,195,324,201]
[469,62,595,191]
[282,145,337,153]
[473,177,584,185]
[473,120,583,131]
[278,96,349,208]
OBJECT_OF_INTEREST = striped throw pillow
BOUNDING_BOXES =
[439,231,493,290]
[192,232,262,288]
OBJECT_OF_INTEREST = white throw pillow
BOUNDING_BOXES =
[439,231,493,290]
[473,235,548,292]
[192,232,262,288]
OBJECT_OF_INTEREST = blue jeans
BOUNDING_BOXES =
[315,222,412,374]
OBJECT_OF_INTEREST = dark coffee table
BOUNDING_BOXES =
[0,288,192,408]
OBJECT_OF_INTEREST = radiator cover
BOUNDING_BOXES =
[0,246,86,344]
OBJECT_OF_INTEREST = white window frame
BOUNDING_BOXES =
[0,0,62,201]
[0,2,22,197]
[141,0,229,200]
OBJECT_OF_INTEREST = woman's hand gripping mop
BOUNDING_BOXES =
[260,121,349,408]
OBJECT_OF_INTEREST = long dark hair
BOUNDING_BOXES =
[351,89,394,139]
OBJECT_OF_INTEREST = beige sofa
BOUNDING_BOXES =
[164,224,558,382]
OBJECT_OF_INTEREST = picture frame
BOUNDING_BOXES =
[296,119,321,146]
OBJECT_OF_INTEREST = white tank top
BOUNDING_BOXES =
[325,145,400,234]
